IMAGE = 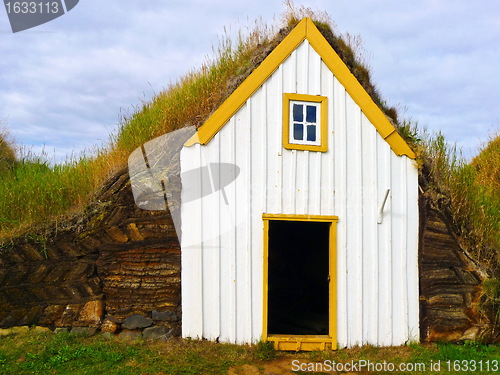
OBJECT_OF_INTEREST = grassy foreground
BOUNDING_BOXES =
[0,329,498,374]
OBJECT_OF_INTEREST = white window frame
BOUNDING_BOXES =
[282,93,328,152]
[289,100,321,146]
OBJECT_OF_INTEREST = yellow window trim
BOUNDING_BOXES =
[185,17,415,159]
[262,213,338,222]
[262,214,338,351]
[283,93,328,152]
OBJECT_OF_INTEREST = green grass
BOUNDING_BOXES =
[0,128,16,177]
[0,329,256,375]
[0,329,498,374]
[0,7,273,238]
[419,132,500,272]
[0,149,116,237]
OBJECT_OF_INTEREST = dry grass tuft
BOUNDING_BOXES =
[0,127,16,176]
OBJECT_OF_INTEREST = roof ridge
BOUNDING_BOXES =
[185,17,415,159]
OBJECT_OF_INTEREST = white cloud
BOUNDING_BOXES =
[327,0,499,158]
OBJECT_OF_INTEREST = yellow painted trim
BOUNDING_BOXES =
[262,218,269,341]
[184,17,415,159]
[184,18,308,147]
[262,213,337,351]
[304,18,415,158]
[267,335,334,351]
[262,213,338,222]
[329,218,337,350]
[283,93,328,152]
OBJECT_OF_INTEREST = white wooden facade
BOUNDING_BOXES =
[180,18,419,348]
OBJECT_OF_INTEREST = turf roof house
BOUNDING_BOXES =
[180,18,419,350]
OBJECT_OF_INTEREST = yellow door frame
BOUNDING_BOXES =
[262,213,338,351]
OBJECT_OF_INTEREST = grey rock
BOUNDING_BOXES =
[152,310,178,322]
[54,328,69,334]
[142,326,172,340]
[122,314,153,330]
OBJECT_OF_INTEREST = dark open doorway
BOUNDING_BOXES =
[267,220,330,335]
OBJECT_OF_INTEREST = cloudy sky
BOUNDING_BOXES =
[1,0,498,163]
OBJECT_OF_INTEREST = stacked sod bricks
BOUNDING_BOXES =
[0,168,181,338]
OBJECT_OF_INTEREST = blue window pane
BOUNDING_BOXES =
[293,123,303,140]
[293,104,303,122]
[306,105,317,123]
[306,125,316,142]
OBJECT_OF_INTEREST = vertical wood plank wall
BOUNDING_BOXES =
[181,40,419,347]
